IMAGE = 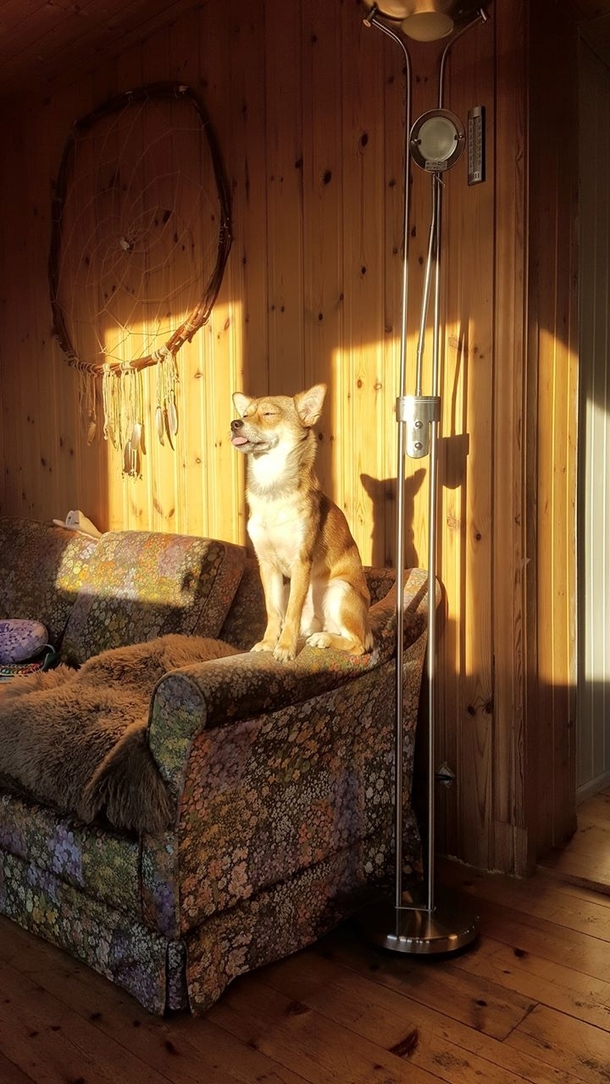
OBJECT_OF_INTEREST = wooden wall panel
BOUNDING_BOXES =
[339,4,387,561]
[492,0,529,873]
[0,0,582,874]
[527,0,580,857]
[265,0,305,393]
[435,16,496,869]
[300,3,345,503]
[577,40,610,798]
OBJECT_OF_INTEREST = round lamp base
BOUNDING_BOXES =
[356,886,479,955]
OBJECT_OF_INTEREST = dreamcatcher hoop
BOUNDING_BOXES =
[49,81,232,377]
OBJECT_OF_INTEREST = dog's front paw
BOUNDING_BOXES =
[306,631,332,649]
[273,642,297,663]
[251,640,276,653]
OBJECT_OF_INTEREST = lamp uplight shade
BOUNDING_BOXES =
[362,1,490,41]
[363,0,454,37]
[401,10,454,40]
[364,0,414,16]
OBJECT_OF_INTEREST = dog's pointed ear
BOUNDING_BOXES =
[295,384,327,427]
[233,391,253,417]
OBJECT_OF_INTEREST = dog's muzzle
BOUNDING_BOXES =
[230,418,249,447]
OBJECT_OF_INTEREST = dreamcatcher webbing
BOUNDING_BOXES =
[49,82,232,466]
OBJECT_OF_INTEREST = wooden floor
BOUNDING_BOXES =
[1,790,609,1084]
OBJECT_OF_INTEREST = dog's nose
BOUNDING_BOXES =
[231,419,243,432]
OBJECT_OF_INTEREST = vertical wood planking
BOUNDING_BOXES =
[0,121,29,517]
[170,7,214,539]
[379,27,409,572]
[224,4,264,544]
[108,42,145,531]
[528,0,579,857]
[492,0,528,874]
[444,17,495,870]
[82,53,122,530]
[228,7,269,388]
[300,0,344,497]
[264,0,305,395]
[38,87,93,525]
[142,27,183,534]
[0,0,585,873]
[578,41,610,796]
[339,10,387,562]
[196,2,249,545]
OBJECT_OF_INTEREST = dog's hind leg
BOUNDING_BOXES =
[307,579,374,656]
[307,626,373,655]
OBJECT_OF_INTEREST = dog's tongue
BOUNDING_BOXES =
[231,434,249,446]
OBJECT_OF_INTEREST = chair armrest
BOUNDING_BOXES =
[143,621,431,938]
[147,566,434,798]
[148,646,381,797]
[141,572,434,937]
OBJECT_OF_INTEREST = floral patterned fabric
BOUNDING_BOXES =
[0,517,432,1016]
[178,650,422,923]
[0,518,98,646]
[61,530,245,665]
[185,836,392,1014]
[140,568,430,947]
[0,793,141,916]
[0,845,183,1014]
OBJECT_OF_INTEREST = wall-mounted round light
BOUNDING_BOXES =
[409,109,465,171]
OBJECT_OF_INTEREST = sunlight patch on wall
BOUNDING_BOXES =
[101,297,245,543]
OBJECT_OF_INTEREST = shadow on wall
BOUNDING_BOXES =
[361,468,426,570]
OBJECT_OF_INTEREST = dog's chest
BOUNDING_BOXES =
[246,496,308,572]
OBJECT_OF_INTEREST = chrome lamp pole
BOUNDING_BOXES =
[357,0,491,955]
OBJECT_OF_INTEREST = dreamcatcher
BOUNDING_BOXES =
[49,82,232,475]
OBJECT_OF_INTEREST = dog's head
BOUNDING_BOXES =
[230,384,326,455]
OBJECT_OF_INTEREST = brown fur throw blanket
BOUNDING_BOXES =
[0,634,239,834]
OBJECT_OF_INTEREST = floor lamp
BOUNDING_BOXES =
[357,0,491,954]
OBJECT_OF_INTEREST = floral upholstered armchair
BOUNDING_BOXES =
[0,517,431,1014]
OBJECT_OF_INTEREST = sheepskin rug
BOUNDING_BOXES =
[0,634,240,833]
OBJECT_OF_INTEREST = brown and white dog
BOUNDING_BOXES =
[230,383,373,663]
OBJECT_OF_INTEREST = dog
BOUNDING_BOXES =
[230,383,373,663]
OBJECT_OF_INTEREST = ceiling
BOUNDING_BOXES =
[580,12,610,63]
[0,0,205,103]
[0,0,610,105]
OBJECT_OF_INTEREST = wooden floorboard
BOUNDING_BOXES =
[0,794,608,1083]
[538,787,610,894]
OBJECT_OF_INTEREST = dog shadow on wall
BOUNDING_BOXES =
[361,468,426,570]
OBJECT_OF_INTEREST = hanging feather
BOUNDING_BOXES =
[156,404,165,445]
[164,407,175,450]
[137,371,146,456]
[131,422,142,456]
[167,399,178,437]
[123,439,133,476]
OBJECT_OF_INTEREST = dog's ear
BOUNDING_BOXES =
[294,384,326,427]
[233,391,253,417]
